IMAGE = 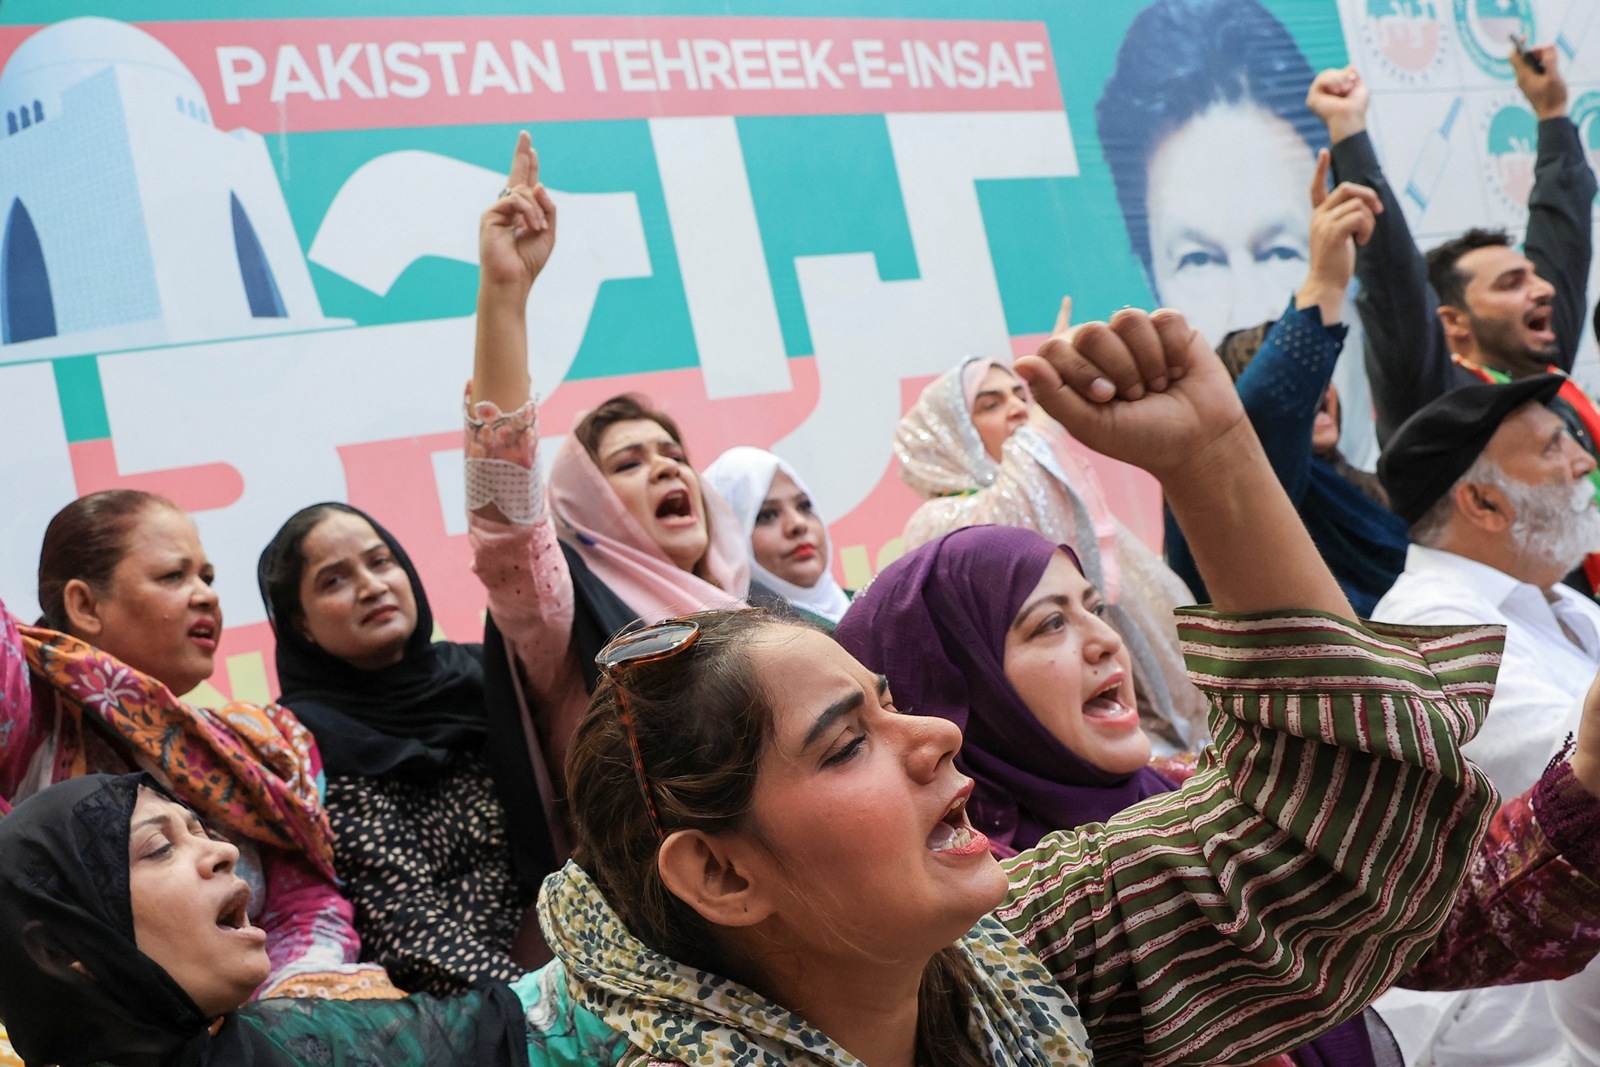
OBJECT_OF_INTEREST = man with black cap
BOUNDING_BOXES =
[1375,373,1600,794]
[1372,373,1600,1067]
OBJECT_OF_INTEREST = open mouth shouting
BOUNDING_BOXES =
[654,487,698,527]
[1082,673,1138,729]
[187,617,219,653]
[215,882,266,944]
[927,784,990,857]
[1525,304,1556,347]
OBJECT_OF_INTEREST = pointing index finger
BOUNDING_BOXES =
[1310,148,1331,209]
[508,130,534,187]
[1052,295,1074,337]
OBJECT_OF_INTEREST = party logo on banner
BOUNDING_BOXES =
[1480,99,1536,215]
[1359,0,1450,83]
[1453,0,1534,79]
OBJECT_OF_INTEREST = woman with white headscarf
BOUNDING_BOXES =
[703,446,852,628]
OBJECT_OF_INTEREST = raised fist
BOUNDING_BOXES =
[1016,308,1247,480]
[1306,66,1369,144]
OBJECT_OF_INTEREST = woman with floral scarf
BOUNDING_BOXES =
[0,490,396,1008]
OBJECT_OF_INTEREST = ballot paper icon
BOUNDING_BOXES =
[1405,95,1464,212]
[1558,0,1595,60]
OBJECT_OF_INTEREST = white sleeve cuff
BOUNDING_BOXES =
[465,457,544,526]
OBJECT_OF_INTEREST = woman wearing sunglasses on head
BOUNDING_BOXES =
[467,133,751,861]
[533,307,1560,1067]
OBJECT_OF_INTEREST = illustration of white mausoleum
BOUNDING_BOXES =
[0,16,335,355]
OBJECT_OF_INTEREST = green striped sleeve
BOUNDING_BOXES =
[997,610,1502,1067]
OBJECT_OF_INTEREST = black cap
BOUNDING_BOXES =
[1378,374,1565,526]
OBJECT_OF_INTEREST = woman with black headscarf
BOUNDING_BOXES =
[258,503,552,995]
[0,773,620,1067]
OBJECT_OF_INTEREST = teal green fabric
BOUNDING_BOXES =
[513,963,636,1066]
[206,963,627,1067]
[218,986,530,1066]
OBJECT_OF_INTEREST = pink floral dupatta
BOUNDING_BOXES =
[3,619,335,880]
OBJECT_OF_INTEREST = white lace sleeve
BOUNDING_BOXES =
[463,388,545,527]
[465,457,545,525]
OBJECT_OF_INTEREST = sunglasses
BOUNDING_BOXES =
[593,609,759,840]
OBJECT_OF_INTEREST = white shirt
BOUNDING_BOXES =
[1370,543,1596,1067]
[1372,543,1592,795]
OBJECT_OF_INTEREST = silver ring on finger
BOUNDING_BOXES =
[499,186,513,198]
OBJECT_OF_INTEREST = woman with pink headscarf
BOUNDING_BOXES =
[463,134,751,857]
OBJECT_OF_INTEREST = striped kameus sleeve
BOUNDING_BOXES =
[995,609,1503,1067]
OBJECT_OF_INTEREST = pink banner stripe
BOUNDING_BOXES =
[0,16,1061,132]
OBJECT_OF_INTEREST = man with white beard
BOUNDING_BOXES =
[1375,373,1600,792]
[1371,372,1600,1067]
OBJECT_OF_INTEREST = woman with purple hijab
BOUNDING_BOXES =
[836,525,1173,851]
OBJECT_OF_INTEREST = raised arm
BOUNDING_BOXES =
[1515,43,1596,373]
[472,130,556,417]
[463,134,590,834]
[1164,292,1352,607]
[1129,654,1600,993]
[1313,66,1457,444]
[1238,150,1376,500]
[1293,150,1377,330]
[1016,307,1352,619]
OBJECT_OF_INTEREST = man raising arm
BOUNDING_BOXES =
[1310,44,1595,446]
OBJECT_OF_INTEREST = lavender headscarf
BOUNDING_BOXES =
[834,525,1174,851]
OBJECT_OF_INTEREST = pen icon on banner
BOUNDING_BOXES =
[1406,95,1463,212]
[1558,0,1595,60]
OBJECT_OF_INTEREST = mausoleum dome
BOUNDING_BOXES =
[0,16,211,127]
